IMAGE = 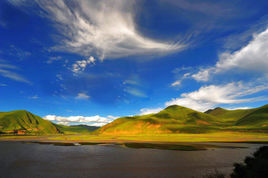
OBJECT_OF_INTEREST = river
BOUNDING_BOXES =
[0,142,265,178]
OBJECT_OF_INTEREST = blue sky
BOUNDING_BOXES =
[0,0,268,126]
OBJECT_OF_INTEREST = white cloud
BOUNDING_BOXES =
[75,93,90,100]
[72,56,95,73]
[165,82,268,111]
[44,114,114,126]
[171,80,181,87]
[25,0,185,59]
[140,107,163,115]
[192,27,268,81]
[226,107,252,110]
[171,72,191,87]
[107,115,119,120]
[29,95,39,99]
[124,87,147,98]
[0,60,30,84]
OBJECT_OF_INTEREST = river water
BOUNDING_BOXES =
[0,142,265,178]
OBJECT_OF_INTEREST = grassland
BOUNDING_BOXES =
[0,110,60,134]
[96,104,268,135]
[1,104,268,150]
[55,124,99,134]
[1,132,267,151]
[2,132,268,143]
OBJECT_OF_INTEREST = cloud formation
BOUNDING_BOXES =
[166,82,268,111]
[171,72,191,87]
[0,60,30,84]
[140,107,163,115]
[75,92,90,100]
[72,56,95,73]
[44,114,113,127]
[28,0,184,59]
[192,27,268,81]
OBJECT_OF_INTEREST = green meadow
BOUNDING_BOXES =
[1,104,268,145]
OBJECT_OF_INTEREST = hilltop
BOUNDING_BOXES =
[96,105,222,135]
[0,110,100,135]
[0,110,60,135]
[206,104,268,129]
[96,105,268,135]
[1,104,268,136]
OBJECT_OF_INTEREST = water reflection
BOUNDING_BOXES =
[0,142,265,178]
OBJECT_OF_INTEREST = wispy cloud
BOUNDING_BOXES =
[29,95,39,99]
[12,0,185,60]
[8,45,31,60]
[171,72,191,87]
[0,60,31,84]
[124,87,147,98]
[75,92,90,100]
[0,83,7,87]
[46,56,62,64]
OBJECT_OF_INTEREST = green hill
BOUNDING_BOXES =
[96,105,223,135]
[205,104,268,130]
[2,105,268,136]
[0,110,60,135]
[55,124,99,134]
[96,105,268,135]
[236,105,268,127]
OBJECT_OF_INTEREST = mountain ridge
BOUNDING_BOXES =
[1,104,268,135]
[96,104,268,135]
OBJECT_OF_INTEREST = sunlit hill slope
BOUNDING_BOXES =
[0,110,60,134]
[96,105,268,135]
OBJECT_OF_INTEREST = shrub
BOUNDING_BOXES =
[231,146,268,178]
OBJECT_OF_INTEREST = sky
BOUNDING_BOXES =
[0,0,268,126]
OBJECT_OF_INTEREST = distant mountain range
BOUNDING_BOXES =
[96,104,268,135]
[1,104,268,135]
[0,110,99,135]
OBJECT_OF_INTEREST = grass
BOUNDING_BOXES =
[1,132,268,151]
[95,104,268,135]
[0,110,60,134]
[55,124,99,134]
[1,132,265,143]
[1,104,268,141]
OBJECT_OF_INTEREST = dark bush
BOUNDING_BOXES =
[231,146,268,178]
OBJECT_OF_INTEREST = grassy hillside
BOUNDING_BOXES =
[55,124,99,134]
[1,104,267,136]
[206,104,268,130]
[96,105,223,135]
[97,105,268,135]
[0,110,60,134]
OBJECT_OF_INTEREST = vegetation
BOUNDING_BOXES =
[96,105,221,135]
[0,110,100,135]
[0,110,60,135]
[55,124,99,134]
[1,104,268,137]
[231,146,268,178]
[96,104,268,135]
